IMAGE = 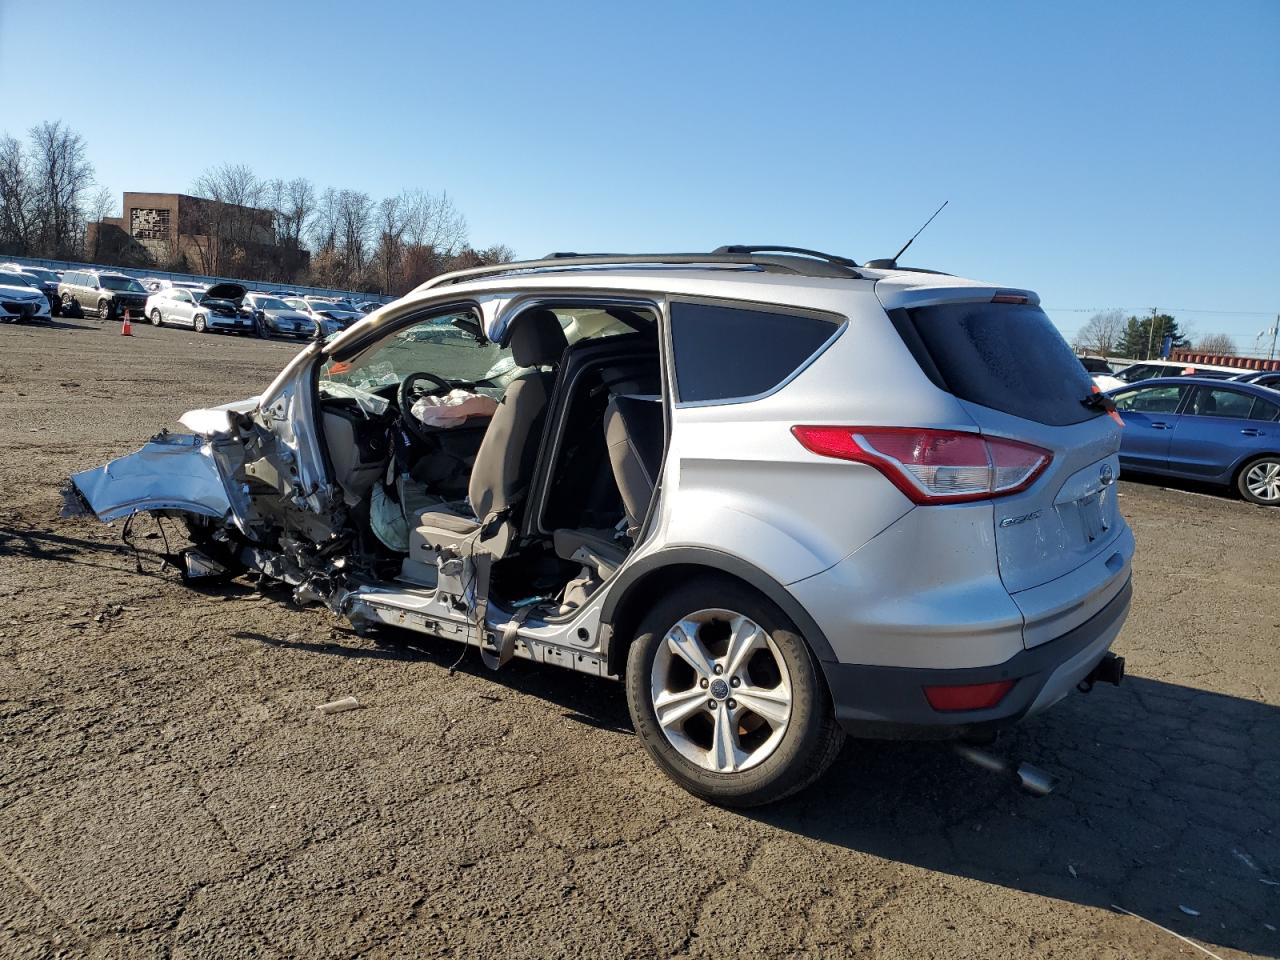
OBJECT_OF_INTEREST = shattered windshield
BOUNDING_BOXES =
[318,310,511,402]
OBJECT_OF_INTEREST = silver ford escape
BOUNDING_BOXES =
[70,248,1134,807]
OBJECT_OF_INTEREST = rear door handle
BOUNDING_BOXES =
[1241,428,1263,437]
[1150,422,1171,429]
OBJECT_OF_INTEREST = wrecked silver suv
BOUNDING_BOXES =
[72,249,1133,807]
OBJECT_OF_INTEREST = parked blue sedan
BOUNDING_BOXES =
[1109,377,1280,505]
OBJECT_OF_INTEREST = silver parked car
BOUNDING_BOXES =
[284,296,363,334]
[70,248,1134,806]
[146,282,254,334]
[242,292,317,339]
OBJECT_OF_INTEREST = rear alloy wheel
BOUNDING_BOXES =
[193,314,207,334]
[150,309,163,327]
[625,578,844,807]
[1238,456,1280,506]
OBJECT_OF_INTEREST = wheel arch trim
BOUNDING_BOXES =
[600,546,838,676]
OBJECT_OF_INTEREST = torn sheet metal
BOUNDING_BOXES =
[70,432,235,524]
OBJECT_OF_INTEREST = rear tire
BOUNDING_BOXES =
[1237,455,1280,506]
[624,577,845,807]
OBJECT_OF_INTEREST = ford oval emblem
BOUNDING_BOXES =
[1099,463,1116,486]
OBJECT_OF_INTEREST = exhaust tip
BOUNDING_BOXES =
[1016,762,1056,797]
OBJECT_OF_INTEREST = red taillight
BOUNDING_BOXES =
[923,679,1015,712]
[991,291,1031,304]
[790,426,1052,504]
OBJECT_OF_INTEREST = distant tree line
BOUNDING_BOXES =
[1074,308,1238,359]
[0,121,515,295]
[0,121,110,261]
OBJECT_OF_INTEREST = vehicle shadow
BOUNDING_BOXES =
[300,624,1277,956]
[753,677,1279,958]
[237,623,637,735]
[0,523,181,578]
[1121,470,1253,504]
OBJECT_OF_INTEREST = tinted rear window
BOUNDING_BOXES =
[670,301,839,404]
[892,302,1099,426]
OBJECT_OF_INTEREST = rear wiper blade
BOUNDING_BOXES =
[1081,391,1116,413]
[1082,388,1125,425]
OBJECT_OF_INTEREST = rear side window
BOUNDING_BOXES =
[1250,397,1280,421]
[891,302,1098,426]
[1113,385,1188,413]
[669,300,839,404]
[1187,387,1254,419]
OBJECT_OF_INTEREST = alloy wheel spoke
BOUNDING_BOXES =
[653,686,710,730]
[666,621,715,678]
[723,619,765,679]
[735,684,792,727]
[710,705,746,772]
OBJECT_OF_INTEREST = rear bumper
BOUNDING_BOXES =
[821,577,1132,739]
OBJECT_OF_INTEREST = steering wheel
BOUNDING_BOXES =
[398,371,454,442]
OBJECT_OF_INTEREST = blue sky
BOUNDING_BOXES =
[2,0,1277,348]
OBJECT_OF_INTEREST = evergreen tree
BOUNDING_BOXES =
[1116,312,1187,360]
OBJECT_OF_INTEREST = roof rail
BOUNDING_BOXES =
[417,248,863,290]
[711,245,860,269]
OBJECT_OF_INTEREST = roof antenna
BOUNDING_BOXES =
[866,200,949,269]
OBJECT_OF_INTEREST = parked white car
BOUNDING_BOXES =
[1100,358,1252,392]
[146,282,254,334]
[140,277,208,295]
[0,269,53,323]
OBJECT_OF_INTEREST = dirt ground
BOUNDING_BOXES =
[1,316,1277,960]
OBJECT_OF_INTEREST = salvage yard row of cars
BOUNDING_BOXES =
[0,260,380,338]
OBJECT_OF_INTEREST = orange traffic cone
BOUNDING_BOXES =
[121,310,133,336]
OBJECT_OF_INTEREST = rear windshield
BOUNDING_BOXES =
[891,302,1099,426]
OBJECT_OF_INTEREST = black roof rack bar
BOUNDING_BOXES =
[711,245,861,269]
[417,252,836,290]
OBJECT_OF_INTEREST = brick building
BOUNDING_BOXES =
[88,191,307,279]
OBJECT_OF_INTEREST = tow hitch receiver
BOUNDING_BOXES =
[1078,652,1125,693]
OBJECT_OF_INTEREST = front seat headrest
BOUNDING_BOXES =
[508,308,568,368]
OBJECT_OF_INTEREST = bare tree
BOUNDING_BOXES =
[84,186,116,260]
[0,134,34,253]
[403,189,467,254]
[28,120,95,258]
[1195,333,1237,356]
[476,243,515,264]
[373,193,408,293]
[190,163,264,274]
[335,189,375,286]
[1074,308,1126,357]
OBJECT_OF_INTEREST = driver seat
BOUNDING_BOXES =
[407,309,567,562]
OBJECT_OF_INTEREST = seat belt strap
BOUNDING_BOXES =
[481,603,533,670]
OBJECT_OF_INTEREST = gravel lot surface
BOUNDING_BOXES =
[1,317,1277,959]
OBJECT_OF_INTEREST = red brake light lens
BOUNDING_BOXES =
[923,679,1016,712]
[790,426,1052,504]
